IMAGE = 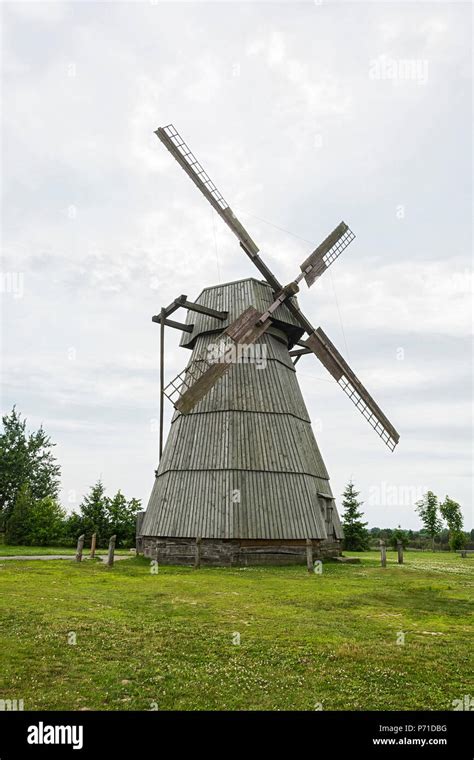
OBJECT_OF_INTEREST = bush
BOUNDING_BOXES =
[26,496,66,546]
[6,485,66,546]
[450,531,466,551]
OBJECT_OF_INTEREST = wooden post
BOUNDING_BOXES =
[90,533,97,559]
[135,512,145,555]
[75,534,85,562]
[194,536,202,569]
[306,538,313,573]
[379,539,387,568]
[159,307,165,461]
[397,539,404,564]
[107,535,117,567]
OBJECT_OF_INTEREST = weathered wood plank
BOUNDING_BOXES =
[380,539,387,568]
[75,534,85,563]
[182,300,228,321]
[194,536,202,569]
[107,535,116,567]
[306,538,313,573]
[152,315,194,333]
[397,540,404,564]
[175,361,231,414]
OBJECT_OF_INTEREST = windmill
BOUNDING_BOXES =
[138,124,399,566]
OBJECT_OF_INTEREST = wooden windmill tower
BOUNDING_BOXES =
[138,125,399,565]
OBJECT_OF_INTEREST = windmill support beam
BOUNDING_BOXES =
[153,298,227,327]
[159,308,165,461]
[290,346,312,366]
[152,316,194,333]
[180,299,228,321]
[289,347,312,358]
[161,295,187,318]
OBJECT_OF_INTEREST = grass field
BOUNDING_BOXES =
[0,545,132,556]
[0,551,472,711]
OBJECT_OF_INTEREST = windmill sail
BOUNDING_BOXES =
[156,124,283,290]
[305,329,400,451]
[156,125,260,255]
[300,222,355,287]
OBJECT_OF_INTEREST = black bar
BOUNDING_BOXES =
[0,711,470,757]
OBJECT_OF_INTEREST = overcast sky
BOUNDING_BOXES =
[1,1,472,530]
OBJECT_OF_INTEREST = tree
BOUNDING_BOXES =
[5,483,33,544]
[75,481,109,546]
[390,527,409,550]
[64,512,84,546]
[66,482,141,548]
[440,496,464,550]
[450,531,466,551]
[341,481,370,551]
[439,528,450,549]
[380,528,393,543]
[415,491,442,550]
[0,407,61,527]
[106,491,141,547]
[26,497,66,546]
[5,485,67,546]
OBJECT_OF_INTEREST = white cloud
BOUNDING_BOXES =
[304,260,473,338]
[184,54,222,103]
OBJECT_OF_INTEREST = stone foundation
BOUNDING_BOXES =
[139,536,342,566]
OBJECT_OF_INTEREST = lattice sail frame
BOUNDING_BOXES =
[161,125,228,211]
[163,335,234,406]
[157,125,260,256]
[300,222,356,287]
[305,327,400,452]
[338,376,398,452]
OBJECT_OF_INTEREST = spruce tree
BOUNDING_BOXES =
[341,481,370,551]
[77,481,109,546]
[27,497,66,546]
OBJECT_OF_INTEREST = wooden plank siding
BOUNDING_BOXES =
[142,278,342,544]
[143,471,331,540]
[171,333,310,420]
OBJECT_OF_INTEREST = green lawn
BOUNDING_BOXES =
[0,545,132,556]
[0,551,472,711]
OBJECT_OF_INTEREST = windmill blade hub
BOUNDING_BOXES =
[283,281,300,297]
